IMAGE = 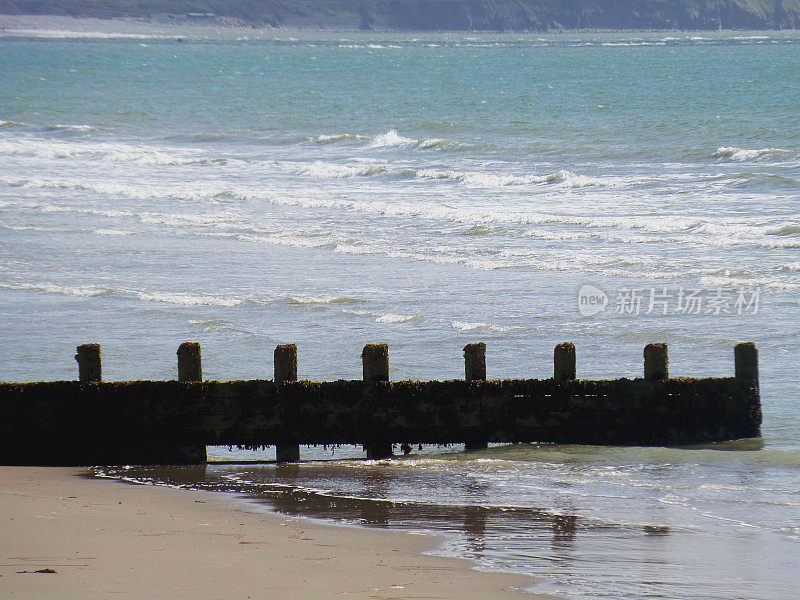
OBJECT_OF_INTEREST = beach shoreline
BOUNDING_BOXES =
[0,466,543,599]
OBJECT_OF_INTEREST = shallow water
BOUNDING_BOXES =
[2,21,799,599]
[99,440,800,599]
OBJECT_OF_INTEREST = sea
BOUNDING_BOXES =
[1,16,798,599]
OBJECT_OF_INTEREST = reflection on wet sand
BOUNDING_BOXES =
[95,462,651,552]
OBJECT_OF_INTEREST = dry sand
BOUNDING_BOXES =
[0,466,543,599]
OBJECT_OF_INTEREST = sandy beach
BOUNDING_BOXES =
[0,466,540,599]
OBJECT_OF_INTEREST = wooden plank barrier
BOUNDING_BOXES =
[0,342,761,465]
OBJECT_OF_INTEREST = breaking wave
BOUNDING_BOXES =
[767,224,800,236]
[46,124,98,132]
[0,282,114,297]
[714,147,794,162]
[0,138,229,166]
[451,321,521,332]
[414,168,641,188]
[342,309,420,323]
[136,291,244,306]
[300,161,387,178]
[315,129,466,151]
[315,133,369,144]
[369,129,416,148]
[288,295,362,305]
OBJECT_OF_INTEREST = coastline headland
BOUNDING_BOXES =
[0,341,761,465]
[2,1,800,31]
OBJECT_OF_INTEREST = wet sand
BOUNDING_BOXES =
[0,466,542,599]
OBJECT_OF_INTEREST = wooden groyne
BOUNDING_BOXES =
[0,342,761,466]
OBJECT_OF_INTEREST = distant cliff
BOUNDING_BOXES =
[3,0,800,30]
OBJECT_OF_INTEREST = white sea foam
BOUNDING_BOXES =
[0,175,245,203]
[93,228,137,236]
[37,203,134,219]
[315,133,369,144]
[11,173,793,255]
[300,161,387,178]
[342,309,419,323]
[376,313,418,323]
[0,282,113,297]
[2,224,81,234]
[0,137,225,166]
[140,212,243,228]
[47,124,98,132]
[451,321,521,332]
[766,224,800,236]
[369,129,416,148]
[289,295,361,305]
[414,168,639,188]
[187,319,226,327]
[418,138,461,150]
[137,291,243,306]
[714,147,792,162]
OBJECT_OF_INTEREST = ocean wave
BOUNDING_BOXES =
[713,147,794,162]
[766,224,800,236]
[0,281,113,297]
[368,129,416,148]
[137,291,243,306]
[451,321,520,332]
[0,137,229,166]
[299,129,466,151]
[0,175,158,200]
[0,175,245,203]
[10,178,796,254]
[289,295,362,305]
[697,274,800,292]
[414,168,639,188]
[418,137,461,150]
[724,172,800,189]
[781,262,800,273]
[0,120,20,127]
[46,124,98,132]
[315,133,369,144]
[299,161,387,178]
[203,230,343,250]
[92,228,137,236]
[342,309,420,323]
[2,224,82,234]
[371,130,467,151]
[187,318,232,333]
[140,212,244,228]
[600,41,666,46]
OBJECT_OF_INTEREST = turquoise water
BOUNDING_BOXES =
[2,21,800,599]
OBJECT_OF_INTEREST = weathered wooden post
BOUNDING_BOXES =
[75,343,101,382]
[554,342,576,381]
[735,342,758,383]
[363,343,389,383]
[362,344,392,459]
[172,342,207,464]
[275,344,300,463]
[464,343,488,451]
[644,343,668,380]
[177,342,202,382]
[464,343,486,381]
[275,343,298,383]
